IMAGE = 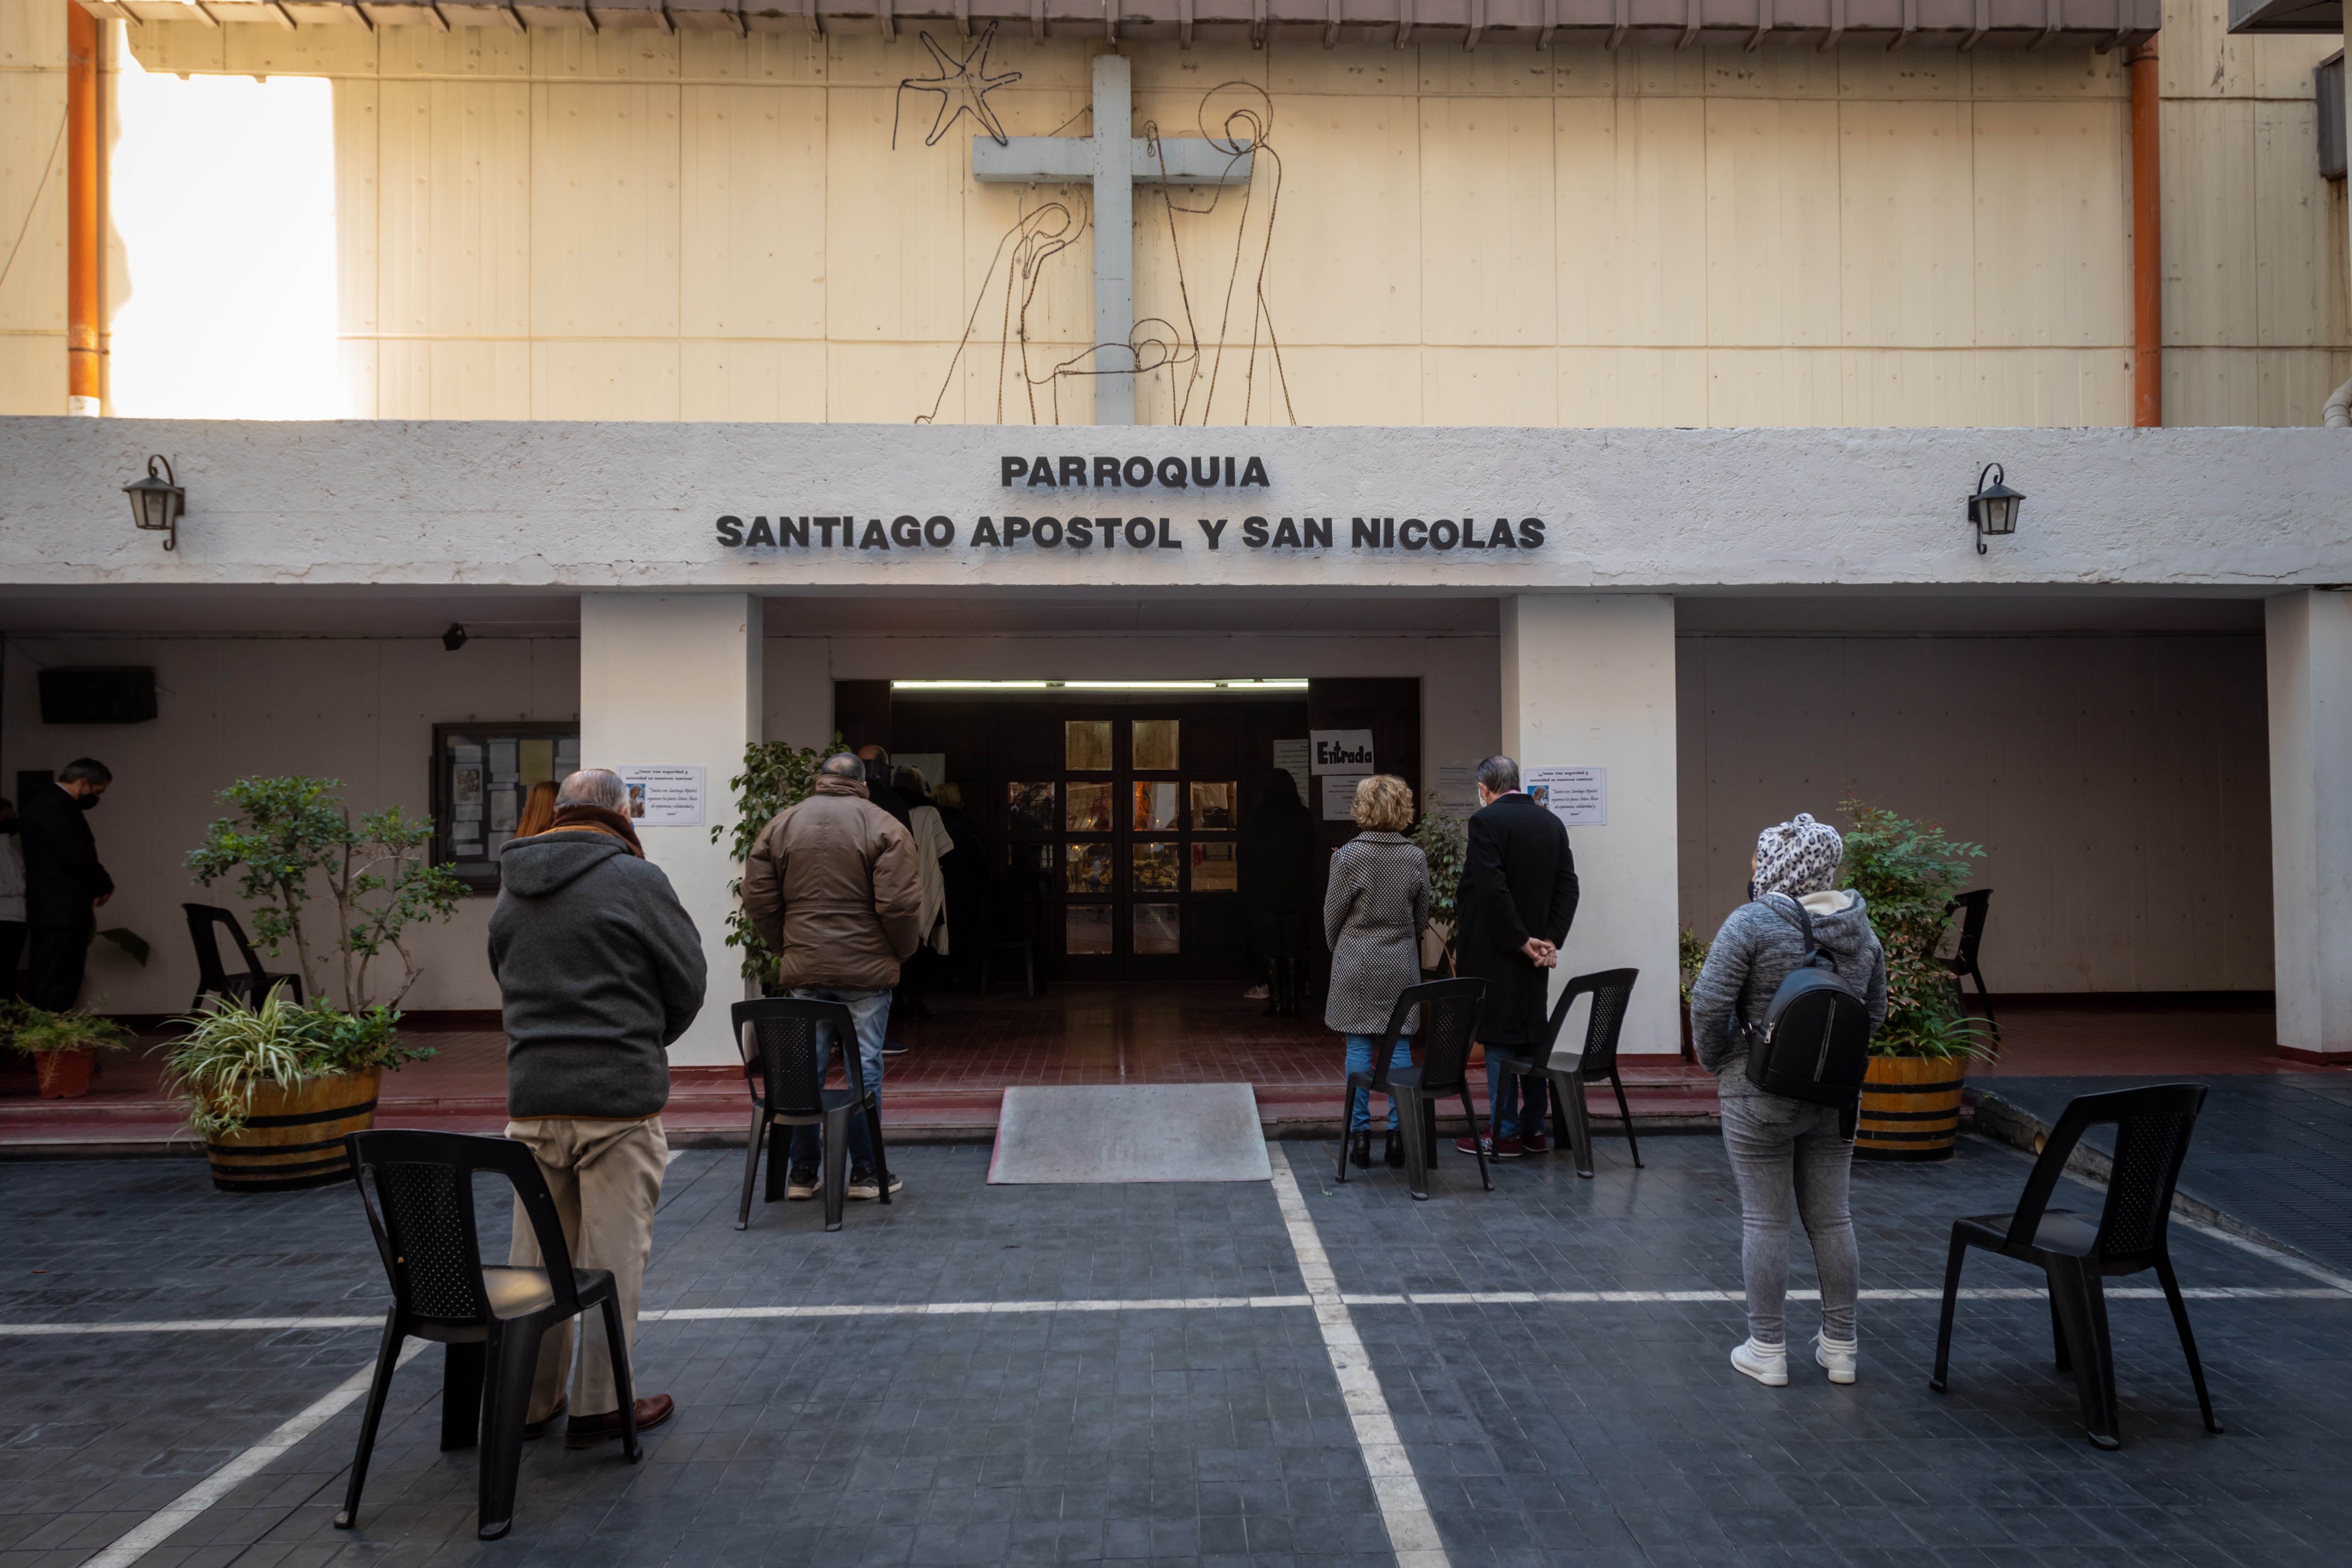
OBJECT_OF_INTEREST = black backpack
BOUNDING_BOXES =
[1741,896,1875,1135]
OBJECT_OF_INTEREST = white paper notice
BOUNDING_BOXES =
[615,764,707,827]
[1525,767,1606,827]
[489,791,518,832]
[488,740,519,782]
[1309,730,1375,774]
[1436,761,1478,813]
[1321,773,1370,821]
[1271,740,1311,806]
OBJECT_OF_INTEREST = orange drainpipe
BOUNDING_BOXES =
[66,0,102,416]
[2130,40,2161,429]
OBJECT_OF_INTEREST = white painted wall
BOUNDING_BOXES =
[580,593,762,1067]
[0,633,579,1016]
[1677,631,2274,994]
[2266,592,2352,1057]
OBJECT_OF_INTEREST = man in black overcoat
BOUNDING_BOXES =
[22,758,115,1011]
[1452,754,1578,1156]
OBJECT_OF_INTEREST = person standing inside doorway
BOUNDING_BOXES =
[22,759,114,1011]
[0,798,25,998]
[1453,755,1578,1159]
[743,752,922,1202]
[1239,770,1315,1016]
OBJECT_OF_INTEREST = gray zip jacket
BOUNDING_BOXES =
[1689,890,1888,1090]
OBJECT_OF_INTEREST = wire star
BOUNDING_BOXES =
[895,24,1022,150]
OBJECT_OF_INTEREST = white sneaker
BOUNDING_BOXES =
[1730,1337,1788,1387]
[1243,985,1270,1000]
[1814,1332,1858,1385]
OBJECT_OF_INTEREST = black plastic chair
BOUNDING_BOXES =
[184,902,304,1011]
[979,873,1044,1000]
[1333,977,1489,1200]
[733,997,891,1234]
[1941,889,1998,1037]
[337,1129,639,1542]
[1930,1083,2219,1450]
[1486,968,1641,1179]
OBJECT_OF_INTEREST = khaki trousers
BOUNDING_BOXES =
[504,1115,667,1422]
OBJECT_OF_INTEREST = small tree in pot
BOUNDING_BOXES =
[712,735,845,993]
[1410,809,1468,976]
[1838,796,1994,1160]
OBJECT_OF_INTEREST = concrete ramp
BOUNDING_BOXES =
[987,1084,1272,1184]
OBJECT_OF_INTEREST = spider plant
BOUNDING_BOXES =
[160,986,431,1138]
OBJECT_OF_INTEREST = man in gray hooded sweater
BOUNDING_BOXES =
[488,767,706,1449]
[1689,812,1886,1392]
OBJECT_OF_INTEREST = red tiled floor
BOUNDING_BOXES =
[3,987,2336,1153]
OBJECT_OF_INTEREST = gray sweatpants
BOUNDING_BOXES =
[1718,1087,1859,1347]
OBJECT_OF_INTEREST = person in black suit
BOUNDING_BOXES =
[22,758,115,1012]
[1452,754,1579,1158]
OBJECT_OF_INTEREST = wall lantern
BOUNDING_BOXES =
[442,623,469,653]
[1967,463,2024,555]
[123,455,184,551]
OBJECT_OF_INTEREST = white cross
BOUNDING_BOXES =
[973,56,1251,426]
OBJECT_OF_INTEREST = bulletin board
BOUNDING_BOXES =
[431,722,582,891]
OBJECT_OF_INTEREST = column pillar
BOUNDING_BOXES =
[1501,594,1680,1057]
[2267,589,2352,1062]
[580,592,762,1068]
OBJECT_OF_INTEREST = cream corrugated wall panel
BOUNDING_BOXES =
[333,81,381,418]
[225,19,376,79]
[2164,98,2258,350]
[1972,347,2131,426]
[1839,348,1976,425]
[1557,346,1707,425]
[1418,96,1557,348]
[826,341,956,423]
[533,32,680,85]
[1421,346,1558,426]
[824,88,966,345]
[1249,346,1422,425]
[678,32,826,86]
[1700,46,1840,102]
[1839,102,1974,349]
[2254,100,2343,350]
[382,81,531,341]
[1972,100,2131,348]
[1837,50,1968,102]
[2256,347,2352,425]
[682,85,826,341]
[532,339,681,419]
[429,339,532,419]
[1704,348,1844,426]
[1555,96,1706,349]
[378,340,429,419]
[1968,46,2129,100]
[381,21,532,79]
[1612,43,1709,100]
[532,84,680,339]
[681,340,826,422]
[2165,345,2261,423]
[1259,94,1422,347]
[1701,99,1841,349]
[0,64,65,366]
[974,83,1092,366]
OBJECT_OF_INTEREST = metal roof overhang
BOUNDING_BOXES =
[76,0,2158,53]
[2228,0,2339,32]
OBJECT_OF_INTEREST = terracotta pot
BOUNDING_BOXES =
[204,1066,382,1194]
[32,1048,95,1098]
[1854,1054,1967,1161]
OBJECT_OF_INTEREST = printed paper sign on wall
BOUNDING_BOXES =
[615,765,707,827]
[1525,767,1606,827]
[1309,730,1375,773]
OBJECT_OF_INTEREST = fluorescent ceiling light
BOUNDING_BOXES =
[890,678,1310,692]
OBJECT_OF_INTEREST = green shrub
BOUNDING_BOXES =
[1837,796,1993,1061]
[711,735,846,986]
[160,986,434,1138]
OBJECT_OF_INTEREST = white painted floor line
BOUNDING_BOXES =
[78,1338,427,1568]
[7,1281,2346,1338]
[1268,1144,1451,1568]
[2177,1216,2352,1294]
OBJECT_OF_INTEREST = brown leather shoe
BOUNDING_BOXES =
[563,1394,674,1450]
[522,1397,566,1440]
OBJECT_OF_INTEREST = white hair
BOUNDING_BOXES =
[556,768,628,812]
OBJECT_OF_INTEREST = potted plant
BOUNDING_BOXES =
[174,776,464,1186]
[1838,796,1994,1161]
[1409,808,1467,977]
[162,987,433,1192]
[1678,928,1710,1062]
[712,734,845,994]
[7,1004,132,1098]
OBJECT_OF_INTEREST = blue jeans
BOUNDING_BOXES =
[1345,1034,1412,1131]
[785,985,890,1173]
[1486,1056,1550,1141]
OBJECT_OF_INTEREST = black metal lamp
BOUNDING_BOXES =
[441,623,468,653]
[123,455,184,551]
[1967,463,2024,555]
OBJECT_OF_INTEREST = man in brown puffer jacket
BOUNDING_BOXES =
[742,752,922,1200]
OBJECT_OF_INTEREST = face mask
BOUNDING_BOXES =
[0,819,15,835]
[78,795,100,812]
[1747,878,1759,902]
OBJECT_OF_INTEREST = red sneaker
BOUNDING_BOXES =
[1490,1137,1526,1159]
[1454,1133,1493,1156]
[1519,1132,1551,1154]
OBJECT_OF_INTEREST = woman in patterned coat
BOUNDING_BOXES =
[1322,774,1432,1170]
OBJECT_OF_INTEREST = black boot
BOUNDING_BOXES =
[1283,958,1305,1019]
[1349,1130,1372,1169]
[1383,1130,1404,1168]
[1261,964,1281,1018]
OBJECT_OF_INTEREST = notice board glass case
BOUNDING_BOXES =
[431,722,581,891]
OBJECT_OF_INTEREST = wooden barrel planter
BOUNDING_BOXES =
[1854,1054,1966,1161]
[205,1067,381,1193]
